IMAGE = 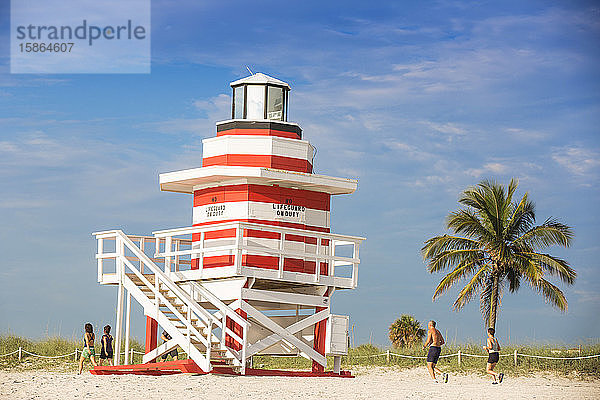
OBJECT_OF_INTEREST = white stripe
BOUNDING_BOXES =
[202,135,314,161]
[193,201,329,227]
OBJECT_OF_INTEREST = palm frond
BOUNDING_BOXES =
[503,193,536,241]
[452,264,489,310]
[446,209,495,242]
[421,235,481,259]
[514,219,574,249]
[459,184,502,237]
[506,267,520,292]
[432,257,484,299]
[523,252,576,284]
[426,248,483,273]
[531,278,569,311]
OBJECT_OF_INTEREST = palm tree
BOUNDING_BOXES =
[422,179,575,329]
[389,315,426,347]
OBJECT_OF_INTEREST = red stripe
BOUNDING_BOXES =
[245,229,281,239]
[202,154,312,173]
[191,255,330,274]
[193,184,330,211]
[193,228,281,240]
[192,219,330,233]
[217,128,300,139]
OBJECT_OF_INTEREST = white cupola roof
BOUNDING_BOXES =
[230,72,291,89]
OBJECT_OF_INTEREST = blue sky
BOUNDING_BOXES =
[0,0,599,346]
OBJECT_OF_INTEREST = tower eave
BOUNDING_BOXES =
[159,166,358,195]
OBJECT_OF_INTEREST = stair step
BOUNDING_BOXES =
[210,355,234,361]
[160,307,186,314]
[168,317,198,322]
[126,273,155,284]
[209,348,228,354]
[210,359,234,365]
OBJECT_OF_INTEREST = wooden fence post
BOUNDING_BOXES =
[514,350,518,367]
[457,350,461,367]
[130,348,134,364]
[74,349,78,362]
[18,347,22,361]
[386,350,390,363]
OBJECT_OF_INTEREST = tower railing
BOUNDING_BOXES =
[152,221,365,289]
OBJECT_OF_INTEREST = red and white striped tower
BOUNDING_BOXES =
[154,72,363,374]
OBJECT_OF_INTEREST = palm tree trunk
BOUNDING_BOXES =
[488,273,499,329]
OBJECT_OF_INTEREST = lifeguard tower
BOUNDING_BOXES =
[92,73,365,376]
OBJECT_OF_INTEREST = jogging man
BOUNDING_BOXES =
[423,320,447,383]
[483,327,504,384]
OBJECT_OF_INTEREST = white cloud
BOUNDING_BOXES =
[552,145,600,176]
[505,128,547,141]
[574,290,600,304]
[385,141,433,161]
[466,162,509,177]
[141,118,212,135]
[421,120,467,136]
[139,94,231,136]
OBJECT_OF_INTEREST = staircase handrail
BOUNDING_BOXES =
[188,281,248,332]
[114,230,216,326]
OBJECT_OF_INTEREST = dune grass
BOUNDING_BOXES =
[254,343,600,377]
[2,335,598,377]
[0,334,146,373]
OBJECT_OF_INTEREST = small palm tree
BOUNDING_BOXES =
[389,315,426,347]
[422,179,575,329]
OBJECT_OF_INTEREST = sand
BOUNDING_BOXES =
[1,367,599,400]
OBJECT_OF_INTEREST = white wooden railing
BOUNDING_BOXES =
[152,221,365,289]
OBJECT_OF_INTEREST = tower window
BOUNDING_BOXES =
[233,85,245,119]
[267,86,284,121]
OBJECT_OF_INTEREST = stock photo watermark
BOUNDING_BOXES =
[10,0,150,73]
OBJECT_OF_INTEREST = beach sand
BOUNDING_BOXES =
[1,367,598,400]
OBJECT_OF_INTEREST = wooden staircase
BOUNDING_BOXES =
[93,230,247,374]
[125,272,240,372]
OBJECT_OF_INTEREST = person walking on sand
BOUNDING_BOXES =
[78,323,98,374]
[99,325,114,366]
[423,320,447,383]
[483,328,504,384]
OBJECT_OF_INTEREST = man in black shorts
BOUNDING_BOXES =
[423,320,447,383]
[160,330,178,361]
[483,328,503,384]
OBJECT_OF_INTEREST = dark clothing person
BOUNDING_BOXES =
[427,345,442,363]
[487,351,499,364]
[161,331,178,360]
[100,334,114,360]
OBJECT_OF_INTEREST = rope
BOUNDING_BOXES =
[2,348,599,361]
[346,351,600,361]
[457,353,488,358]
[0,349,20,357]
[21,350,76,359]
[516,353,600,360]
[389,353,426,359]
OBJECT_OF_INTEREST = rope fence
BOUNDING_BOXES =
[0,347,147,363]
[347,349,600,366]
[1,347,599,366]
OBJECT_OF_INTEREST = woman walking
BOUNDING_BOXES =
[78,323,98,374]
[483,328,504,384]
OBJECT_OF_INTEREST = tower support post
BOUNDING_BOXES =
[145,316,158,362]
